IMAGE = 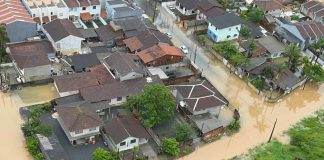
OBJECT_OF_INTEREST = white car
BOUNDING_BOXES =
[164,32,172,39]
[180,45,189,54]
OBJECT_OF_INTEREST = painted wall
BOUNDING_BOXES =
[70,126,100,138]
[109,96,127,106]
[188,104,226,115]
[265,9,282,17]
[55,35,84,54]
[207,23,241,42]
[176,3,197,15]
[120,71,144,81]
[105,3,127,19]
[115,137,148,151]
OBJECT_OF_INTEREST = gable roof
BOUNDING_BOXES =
[0,0,34,24]
[63,54,100,72]
[104,53,145,76]
[89,64,117,85]
[53,72,99,92]
[78,28,98,39]
[257,36,286,54]
[104,116,150,144]
[294,21,324,41]
[44,19,83,42]
[302,1,323,10]
[56,106,102,132]
[177,0,197,10]
[254,0,284,11]
[208,13,244,29]
[7,40,52,69]
[274,68,300,90]
[170,79,228,111]
[137,44,185,64]
[95,25,124,42]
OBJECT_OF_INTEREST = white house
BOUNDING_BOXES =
[103,116,150,151]
[55,105,103,145]
[207,13,243,43]
[175,0,198,16]
[64,0,101,21]
[42,19,84,55]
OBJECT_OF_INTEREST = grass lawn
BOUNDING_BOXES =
[93,19,104,27]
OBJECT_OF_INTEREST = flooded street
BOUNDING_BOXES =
[0,84,59,160]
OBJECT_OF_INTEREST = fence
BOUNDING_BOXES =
[184,20,207,29]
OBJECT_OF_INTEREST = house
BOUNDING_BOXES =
[105,0,128,19]
[110,17,156,38]
[78,28,98,42]
[207,13,243,42]
[137,44,185,67]
[240,40,266,57]
[110,6,143,20]
[55,105,103,145]
[53,72,99,97]
[103,116,150,152]
[301,1,324,23]
[274,20,324,49]
[103,53,145,81]
[95,25,124,47]
[253,0,284,17]
[0,0,37,42]
[241,57,267,76]
[196,0,225,20]
[7,40,53,82]
[80,76,162,105]
[43,19,84,55]
[63,0,101,21]
[62,54,101,72]
[176,0,198,16]
[123,30,172,53]
[257,36,286,58]
[89,64,117,85]
[170,79,229,115]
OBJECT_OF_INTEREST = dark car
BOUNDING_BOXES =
[167,72,176,80]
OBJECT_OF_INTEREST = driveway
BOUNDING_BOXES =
[136,2,324,159]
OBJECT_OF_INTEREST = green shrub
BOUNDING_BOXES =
[34,124,52,137]
[228,120,240,132]
[162,138,180,157]
[173,123,194,142]
[26,137,39,156]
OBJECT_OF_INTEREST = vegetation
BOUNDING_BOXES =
[92,148,119,160]
[291,14,299,21]
[197,34,208,46]
[212,41,239,60]
[239,25,252,40]
[261,66,274,79]
[284,44,302,72]
[308,38,324,64]
[240,7,264,23]
[162,138,180,157]
[246,39,256,57]
[124,84,176,128]
[0,26,10,63]
[251,77,265,92]
[229,54,250,67]
[173,123,194,142]
[242,110,324,160]
[227,120,241,134]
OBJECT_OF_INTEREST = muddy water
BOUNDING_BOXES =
[0,84,59,160]
[182,60,324,160]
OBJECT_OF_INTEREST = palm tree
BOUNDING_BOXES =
[308,38,324,64]
[284,44,302,72]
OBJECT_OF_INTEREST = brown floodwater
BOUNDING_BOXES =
[0,84,59,160]
[181,60,324,160]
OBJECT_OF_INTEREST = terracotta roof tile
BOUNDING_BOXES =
[0,0,34,24]
[54,72,99,92]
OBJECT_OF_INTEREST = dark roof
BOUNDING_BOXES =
[53,94,84,106]
[257,36,286,54]
[170,79,228,111]
[7,40,52,69]
[254,0,284,11]
[104,116,150,144]
[177,0,197,10]
[294,21,324,41]
[208,13,244,29]
[53,72,99,92]
[241,21,263,38]
[112,6,143,19]
[56,106,103,132]
[63,54,100,72]
[274,69,300,90]
[104,53,145,76]
[242,57,267,72]
[248,62,280,75]
[44,19,83,42]
[80,76,162,102]
[90,46,110,54]
[95,25,124,42]
[78,28,98,39]
[197,0,224,18]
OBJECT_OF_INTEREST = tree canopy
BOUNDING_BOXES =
[247,7,264,23]
[239,25,252,40]
[92,148,118,160]
[124,84,176,128]
[284,44,302,72]
[173,123,194,142]
[162,138,180,157]
[303,58,324,82]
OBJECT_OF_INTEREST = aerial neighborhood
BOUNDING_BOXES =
[0,0,323,160]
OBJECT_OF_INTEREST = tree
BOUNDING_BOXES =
[252,77,265,94]
[228,120,240,132]
[162,138,180,157]
[302,57,324,89]
[284,44,302,72]
[198,35,208,46]
[92,148,118,160]
[308,38,324,64]
[124,84,176,128]
[246,38,256,57]
[212,41,239,60]
[26,137,39,156]
[173,123,194,142]
[34,124,52,137]
[261,66,274,79]
[290,14,299,21]
[239,25,252,40]
[229,54,250,67]
[247,7,264,23]
[132,146,139,160]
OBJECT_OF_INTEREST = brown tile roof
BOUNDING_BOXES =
[302,1,321,9]
[90,0,100,5]
[95,25,124,42]
[42,16,50,23]
[79,0,90,6]
[170,79,228,111]
[44,19,83,42]
[56,105,103,132]
[0,0,34,24]
[7,40,52,69]
[100,9,108,19]
[254,0,284,11]
[80,12,92,21]
[63,0,79,8]
[104,116,150,144]
[89,64,117,84]
[137,45,185,64]
[53,72,99,92]
[294,21,324,40]
[104,53,145,77]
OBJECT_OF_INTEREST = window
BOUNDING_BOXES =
[82,7,86,10]
[75,130,83,134]
[120,142,126,146]
[234,34,238,37]
[89,127,97,131]
[50,12,53,15]
[227,35,231,38]
[229,28,231,31]
[130,139,136,144]
[32,14,36,17]
[93,6,96,9]
[117,97,122,101]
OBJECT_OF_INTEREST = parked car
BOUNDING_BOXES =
[180,45,189,54]
[164,32,172,39]
[167,72,176,80]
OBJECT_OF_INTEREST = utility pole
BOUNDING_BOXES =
[152,0,158,23]
[268,118,278,143]
[193,45,198,64]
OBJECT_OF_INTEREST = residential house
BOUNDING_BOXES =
[89,64,117,85]
[103,53,145,81]
[78,28,98,42]
[137,44,185,67]
[110,17,156,38]
[105,0,128,19]
[257,36,286,58]
[103,116,150,151]
[196,0,225,20]
[95,25,124,47]
[275,20,324,49]
[53,72,99,97]
[241,57,267,75]
[55,105,103,145]
[240,40,266,57]
[176,0,198,16]
[43,19,84,55]
[253,0,284,17]
[109,6,143,20]
[123,30,172,53]
[62,53,101,72]
[0,0,37,42]
[301,1,324,23]
[64,0,101,21]
[170,79,229,115]
[207,13,243,42]
[7,40,53,82]
[79,76,162,106]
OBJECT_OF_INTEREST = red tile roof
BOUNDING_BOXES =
[54,72,99,92]
[0,0,34,24]
[80,12,92,21]
[137,44,185,64]
[254,0,284,11]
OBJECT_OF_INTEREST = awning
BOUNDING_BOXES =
[80,12,92,21]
